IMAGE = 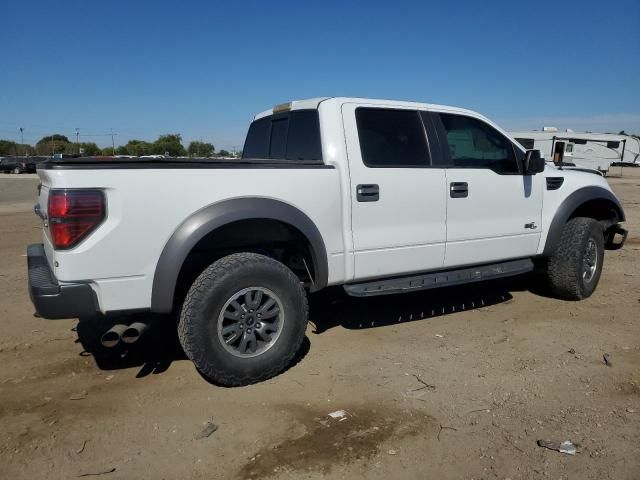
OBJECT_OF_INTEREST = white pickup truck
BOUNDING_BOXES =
[28,97,628,386]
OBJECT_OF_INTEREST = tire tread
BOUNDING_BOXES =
[178,252,308,386]
[546,217,602,300]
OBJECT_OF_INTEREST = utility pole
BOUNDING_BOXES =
[19,128,24,156]
[110,129,116,155]
[75,128,80,154]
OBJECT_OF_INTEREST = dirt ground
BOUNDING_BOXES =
[0,170,638,480]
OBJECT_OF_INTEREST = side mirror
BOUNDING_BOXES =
[523,149,545,175]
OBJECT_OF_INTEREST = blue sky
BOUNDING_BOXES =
[1,0,639,149]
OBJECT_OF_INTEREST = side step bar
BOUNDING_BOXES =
[343,258,534,297]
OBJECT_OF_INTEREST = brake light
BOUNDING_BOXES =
[48,190,105,249]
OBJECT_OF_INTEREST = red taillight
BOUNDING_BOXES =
[48,190,105,249]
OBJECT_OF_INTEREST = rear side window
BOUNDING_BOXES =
[438,113,519,173]
[355,108,430,167]
[242,109,322,161]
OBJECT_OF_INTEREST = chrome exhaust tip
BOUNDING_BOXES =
[120,322,150,344]
[100,324,129,348]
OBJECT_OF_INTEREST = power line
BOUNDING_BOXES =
[0,129,120,142]
[77,133,121,137]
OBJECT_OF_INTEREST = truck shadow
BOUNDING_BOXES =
[309,275,533,334]
[75,274,535,379]
[75,313,185,377]
[75,312,311,382]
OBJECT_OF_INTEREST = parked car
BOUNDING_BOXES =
[0,156,43,174]
[0,157,22,173]
[27,97,628,386]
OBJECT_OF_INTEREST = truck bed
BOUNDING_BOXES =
[38,157,330,170]
[34,159,344,313]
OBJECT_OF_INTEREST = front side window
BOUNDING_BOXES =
[355,108,430,167]
[439,113,519,173]
[242,109,322,161]
[515,138,535,150]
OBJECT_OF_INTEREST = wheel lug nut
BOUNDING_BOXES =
[257,313,262,318]
[255,322,261,328]
[241,314,245,319]
[247,328,252,333]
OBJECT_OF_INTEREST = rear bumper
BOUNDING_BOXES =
[27,244,98,319]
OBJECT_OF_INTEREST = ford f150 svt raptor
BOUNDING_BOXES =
[28,97,628,386]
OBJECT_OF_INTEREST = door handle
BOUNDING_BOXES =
[450,182,468,198]
[356,184,379,202]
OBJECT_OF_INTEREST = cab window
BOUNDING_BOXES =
[355,108,430,167]
[242,109,322,161]
[438,113,519,173]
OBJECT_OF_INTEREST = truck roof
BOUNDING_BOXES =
[253,97,482,120]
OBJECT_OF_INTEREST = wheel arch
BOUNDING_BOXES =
[151,197,328,313]
[542,186,625,256]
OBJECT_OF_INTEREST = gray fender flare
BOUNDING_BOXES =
[542,186,625,256]
[151,198,328,313]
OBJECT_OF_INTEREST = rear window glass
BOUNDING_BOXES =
[242,109,322,161]
[242,117,270,159]
[269,118,288,159]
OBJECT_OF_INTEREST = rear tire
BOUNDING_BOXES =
[178,252,308,386]
[545,217,604,300]
[13,167,20,174]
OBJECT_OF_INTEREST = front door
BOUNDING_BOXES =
[342,104,448,280]
[431,112,544,268]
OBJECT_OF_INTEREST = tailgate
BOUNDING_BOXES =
[34,169,54,269]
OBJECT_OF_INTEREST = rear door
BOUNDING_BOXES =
[342,104,447,280]
[430,112,543,267]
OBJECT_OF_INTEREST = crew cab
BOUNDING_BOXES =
[28,97,628,386]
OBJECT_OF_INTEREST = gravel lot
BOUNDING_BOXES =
[0,174,39,212]
[0,171,638,479]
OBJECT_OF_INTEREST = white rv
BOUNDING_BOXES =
[509,128,640,173]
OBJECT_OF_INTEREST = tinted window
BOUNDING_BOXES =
[269,118,288,158]
[356,108,430,167]
[242,109,322,161]
[242,117,270,159]
[286,110,322,160]
[439,114,519,173]
[515,137,535,150]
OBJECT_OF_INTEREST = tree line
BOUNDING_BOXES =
[0,134,232,157]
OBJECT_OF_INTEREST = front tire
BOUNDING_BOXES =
[178,253,308,386]
[545,217,604,300]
